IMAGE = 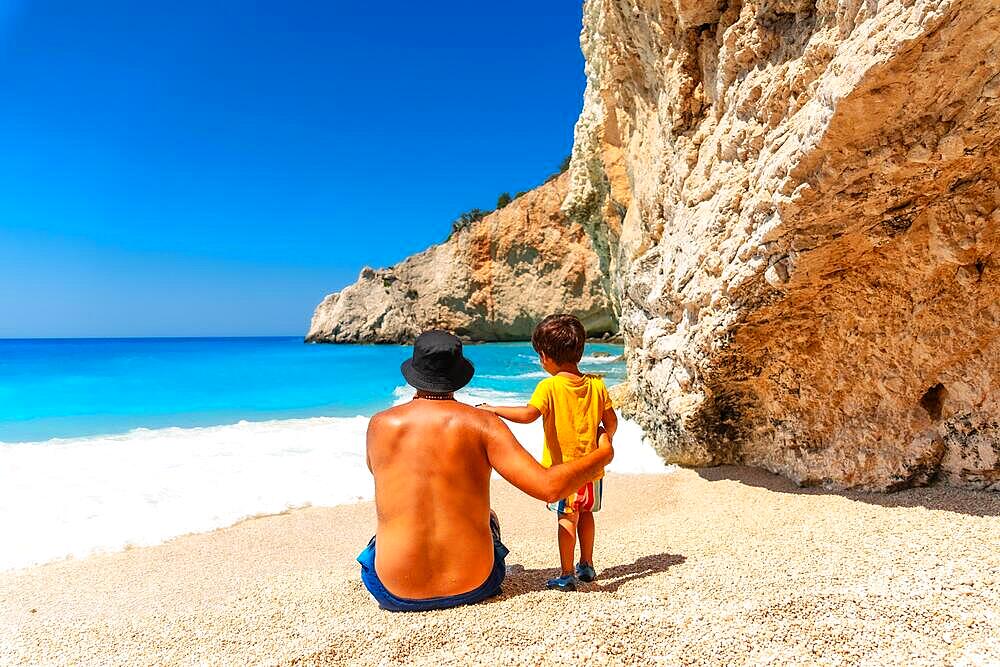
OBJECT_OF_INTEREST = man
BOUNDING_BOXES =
[358,330,613,612]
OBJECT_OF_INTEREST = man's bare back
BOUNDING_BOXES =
[367,399,498,597]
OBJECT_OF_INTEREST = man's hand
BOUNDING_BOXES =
[485,416,610,503]
[476,404,497,413]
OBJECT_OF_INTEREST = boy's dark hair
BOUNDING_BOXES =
[531,314,586,364]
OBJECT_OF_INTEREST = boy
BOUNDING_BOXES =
[479,314,618,591]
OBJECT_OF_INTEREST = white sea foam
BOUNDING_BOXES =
[0,409,670,571]
[392,384,523,406]
[0,416,371,571]
[516,351,619,364]
[580,354,621,364]
[477,371,549,380]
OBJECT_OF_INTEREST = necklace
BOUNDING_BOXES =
[414,392,455,401]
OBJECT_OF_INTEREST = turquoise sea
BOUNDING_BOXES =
[0,338,663,571]
[0,337,626,443]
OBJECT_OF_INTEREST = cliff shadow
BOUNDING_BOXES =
[695,465,1000,517]
[499,552,686,599]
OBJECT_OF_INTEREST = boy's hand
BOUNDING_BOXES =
[596,427,614,465]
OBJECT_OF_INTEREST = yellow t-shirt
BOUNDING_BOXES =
[528,374,609,479]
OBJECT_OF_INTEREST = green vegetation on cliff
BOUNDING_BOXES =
[447,156,572,240]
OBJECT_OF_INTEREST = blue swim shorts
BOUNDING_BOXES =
[357,514,509,612]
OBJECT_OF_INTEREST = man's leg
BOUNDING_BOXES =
[577,510,595,566]
[557,511,579,575]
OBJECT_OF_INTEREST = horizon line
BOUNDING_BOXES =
[0,335,305,342]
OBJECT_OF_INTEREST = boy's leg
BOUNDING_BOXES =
[577,510,595,566]
[557,511,579,575]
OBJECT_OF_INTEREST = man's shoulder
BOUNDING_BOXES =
[371,400,491,426]
[369,401,433,425]
[368,405,404,431]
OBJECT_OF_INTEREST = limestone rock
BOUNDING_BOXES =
[306,174,616,343]
[608,381,639,415]
[567,0,1000,490]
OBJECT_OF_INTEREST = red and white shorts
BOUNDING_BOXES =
[547,478,603,514]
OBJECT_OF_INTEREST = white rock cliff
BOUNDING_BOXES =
[566,0,1000,490]
[306,173,616,343]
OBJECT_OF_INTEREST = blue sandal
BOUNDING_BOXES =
[576,562,597,582]
[546,574,578,591]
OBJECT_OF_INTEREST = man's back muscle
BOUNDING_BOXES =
[366,400,495,599]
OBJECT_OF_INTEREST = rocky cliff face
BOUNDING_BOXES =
[306,173,616,343]
[568,0,1000,490]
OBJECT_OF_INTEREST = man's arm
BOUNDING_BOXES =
[365,412,386,474]
[478,404,541,424]
[483,415,612,502]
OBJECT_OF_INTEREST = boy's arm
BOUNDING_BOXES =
[602,405,618,440]
[484,416,612,502]
[477,404,541,424]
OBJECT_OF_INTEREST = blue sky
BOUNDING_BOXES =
[0,1,586,337]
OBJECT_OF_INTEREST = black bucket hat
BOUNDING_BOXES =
[400,330,475,393]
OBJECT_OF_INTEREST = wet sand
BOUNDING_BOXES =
[2,468,998,666]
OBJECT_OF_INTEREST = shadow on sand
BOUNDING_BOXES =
[696,465,1000,518]
[501,552,686,598]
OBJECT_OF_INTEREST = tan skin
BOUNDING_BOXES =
[479,352,618,576]
[366,389,613,599]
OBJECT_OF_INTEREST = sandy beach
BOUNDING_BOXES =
[2,467,998,666]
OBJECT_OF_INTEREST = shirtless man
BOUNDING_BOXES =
[357,330,613,612]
